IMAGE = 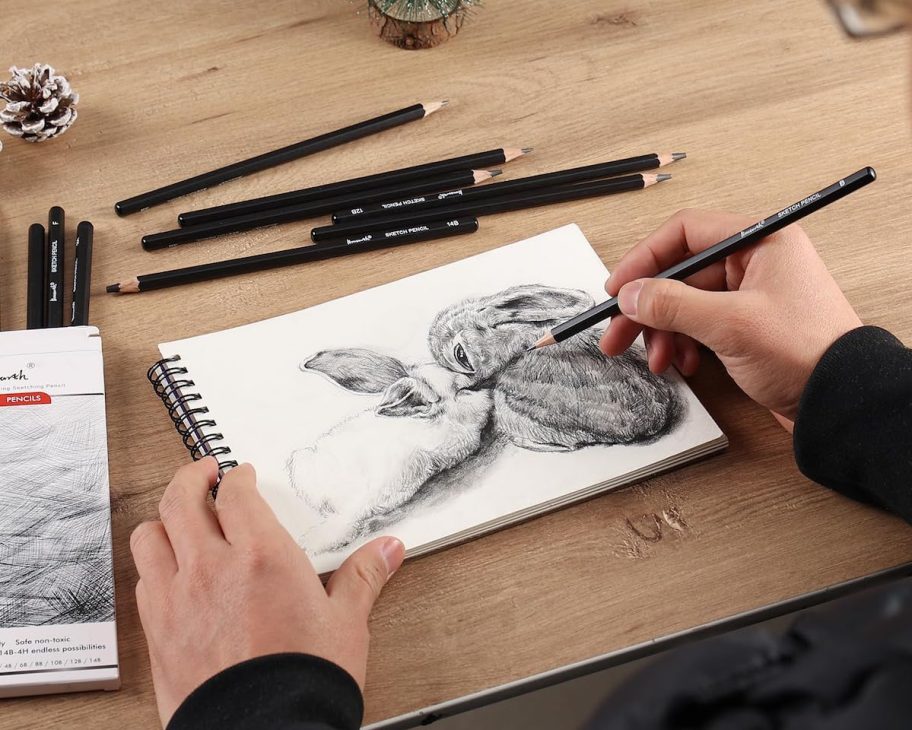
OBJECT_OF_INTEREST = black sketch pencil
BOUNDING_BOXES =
[311,173,669,244]
[534,166,877,348]
[71,221,94,326]
[114,101,449,216]
[177,147,530,227]
[107,217,479,294]
[332,152,686,224]
[46,206,65,328]
[27,223,46,329]
[142,169,498,251]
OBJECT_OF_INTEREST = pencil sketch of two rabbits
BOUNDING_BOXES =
[288,284,683,554]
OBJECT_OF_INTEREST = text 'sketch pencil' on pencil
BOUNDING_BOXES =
[108,218,479,294]
[533,167,877,349]
[176,147,529,227]
[311,173,670,245]
[46,206,65,328]
[141,169,496,251]
[331,152,685,224]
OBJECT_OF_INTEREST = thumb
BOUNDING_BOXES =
[617,278,742,348]
[326,537,405,622]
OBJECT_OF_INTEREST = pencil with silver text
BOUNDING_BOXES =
[532,167,877,349]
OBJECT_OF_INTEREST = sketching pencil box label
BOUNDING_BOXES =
[0,327,118,696]
[0,392,52,407]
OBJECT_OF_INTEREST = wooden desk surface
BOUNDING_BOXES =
[3,0,912,726]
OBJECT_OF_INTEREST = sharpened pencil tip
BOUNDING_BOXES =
[657,174,672,182]
[672,152,686,161]
[106,283,121,294]
[422,100,449,116]
[521,147,534,154]
[491,169,503,177]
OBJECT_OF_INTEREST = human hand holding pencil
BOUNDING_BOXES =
[598,208,863,428]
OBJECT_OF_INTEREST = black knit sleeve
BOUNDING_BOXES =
[166,653,363,730]
[793,326,912,521]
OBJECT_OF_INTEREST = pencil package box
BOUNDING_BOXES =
[0,327,119,697]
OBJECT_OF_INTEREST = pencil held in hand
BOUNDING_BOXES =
[532,166,877,348]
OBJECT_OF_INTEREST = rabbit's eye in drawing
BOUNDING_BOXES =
[453,343,474,372]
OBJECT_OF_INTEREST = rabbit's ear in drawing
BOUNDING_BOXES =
[376,377,439,418]
[302,348,409,393]
[483,285,594,326]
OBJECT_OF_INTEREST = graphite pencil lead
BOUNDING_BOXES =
[473,169,500,183]
[532,333,556,349]
[422,100,448,116]
[642,174,671,187]
[490,169,503,177]
[657,152,686,167]
[657,173,672,182]
[502,147,528,163]
[107,278,140,294]
[522,147,534,153]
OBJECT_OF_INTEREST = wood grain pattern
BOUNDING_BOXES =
[2,0,912,726]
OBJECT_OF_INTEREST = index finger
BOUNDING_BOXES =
[158,457,226,566]
[606,209,755,296]
[214,463,292,548]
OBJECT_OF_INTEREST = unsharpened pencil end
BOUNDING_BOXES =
[672,152,686,161]
[106,283,121,294]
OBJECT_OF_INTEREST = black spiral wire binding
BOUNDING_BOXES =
[147,355,239,472]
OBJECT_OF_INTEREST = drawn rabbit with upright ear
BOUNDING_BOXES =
[289,349,492,553]
[427,284,682,451]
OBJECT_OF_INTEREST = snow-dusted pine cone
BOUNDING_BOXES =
[0,64,78,143]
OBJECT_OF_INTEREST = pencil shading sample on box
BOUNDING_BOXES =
[0,327,119,697]
[149,225,726,574]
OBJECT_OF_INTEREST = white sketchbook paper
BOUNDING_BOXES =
[0,326,119,697]
[158,225,726,574]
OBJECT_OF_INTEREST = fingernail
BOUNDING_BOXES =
[604,275,613,294]
[618,281,643,317]
[380,537,405,577]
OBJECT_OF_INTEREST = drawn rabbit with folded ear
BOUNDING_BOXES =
[289,349,492,554]
[427,284,682,452]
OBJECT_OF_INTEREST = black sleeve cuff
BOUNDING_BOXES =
[167,653,364,730]
[794,325,912,521]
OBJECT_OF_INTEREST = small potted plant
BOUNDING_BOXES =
[368,0,479,49]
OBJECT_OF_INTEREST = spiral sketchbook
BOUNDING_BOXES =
[151,224,726,574]
[0,326,119,697]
